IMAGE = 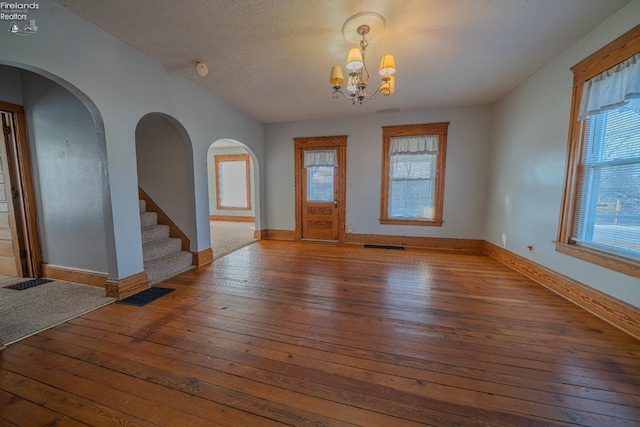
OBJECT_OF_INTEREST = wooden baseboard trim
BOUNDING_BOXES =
[253,229,263,239]
[105,271,149,300]
[210,215,255,222]
[262,229,297,241]
[41,263,108,288]
[482,241,640,341]
[346,233,484,253]
[192,248,214,267]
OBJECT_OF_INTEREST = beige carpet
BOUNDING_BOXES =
[0,275,115,346]
[210,221,257,259]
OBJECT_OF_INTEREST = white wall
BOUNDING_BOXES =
[485,0,640,307]
[0,0,263,279]
[265,105,493,238]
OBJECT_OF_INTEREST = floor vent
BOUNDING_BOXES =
[4,278,53,291]
[364,244,405,250]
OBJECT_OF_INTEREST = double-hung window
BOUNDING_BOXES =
[380,123,449,226]
[214,154,251,210]
[557,25,640,276]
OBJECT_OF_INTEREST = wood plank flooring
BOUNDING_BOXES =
[1,240,639,426]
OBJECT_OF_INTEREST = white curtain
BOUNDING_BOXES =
[304,149,336,167]
[390,135,439,155]
[579,52,640,120]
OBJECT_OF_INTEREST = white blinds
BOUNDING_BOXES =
[304,150,337,167]
[574,97,640,260]
[579,53,640,120]
[390,135,439,155]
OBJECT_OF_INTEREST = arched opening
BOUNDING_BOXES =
[0,63,112,280]
[135,113,196,283]
[207,139,259,259]
[0,63,114,346]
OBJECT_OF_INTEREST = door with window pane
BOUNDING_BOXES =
[295,136,346,242]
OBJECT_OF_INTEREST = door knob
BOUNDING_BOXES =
[334,199,338,207]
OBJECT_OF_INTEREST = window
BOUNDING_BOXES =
[380,122,449,226]
[214,154,251,210]
[305,150,336,202]
[557,25,640,277]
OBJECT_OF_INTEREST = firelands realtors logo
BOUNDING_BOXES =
[1,2,39,35]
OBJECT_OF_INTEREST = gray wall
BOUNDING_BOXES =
[0,66,23,105]
[136,114,191,237]
[0,66,109,273]
[207,145,256,218]
[484,0,640,307]
[21,70,109,272]
[264,105,493,238]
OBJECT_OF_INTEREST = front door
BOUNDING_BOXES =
[295,135,347,242]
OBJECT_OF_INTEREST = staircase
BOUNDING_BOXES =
[139,199,193,284]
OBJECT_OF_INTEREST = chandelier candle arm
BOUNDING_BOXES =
[330,14,396,105]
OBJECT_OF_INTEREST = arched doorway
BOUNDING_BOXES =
[135,113,196,283]
[207,139,259,259]
[0,64,111,280]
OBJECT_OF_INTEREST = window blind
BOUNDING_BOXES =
[573,97,640,259]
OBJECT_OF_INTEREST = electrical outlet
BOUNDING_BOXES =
[347,224,353,233]
[501,233,507,248]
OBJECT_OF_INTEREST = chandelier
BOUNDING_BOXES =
[329,12,396,104]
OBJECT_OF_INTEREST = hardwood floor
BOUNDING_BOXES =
[1,240,639,426]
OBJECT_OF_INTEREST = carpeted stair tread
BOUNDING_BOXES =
[140,211,158,228]
[144,251,193,283]
[141,224,170,244]
[143,238,182,262]
[139,199,146,213]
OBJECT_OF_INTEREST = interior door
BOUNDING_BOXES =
[0,103,40,278]
[295,135,347,242]
[0,112,26,275]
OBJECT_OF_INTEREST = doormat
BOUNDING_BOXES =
[4,278,53,291]
[364,244,405,250]
[116,287,175,307]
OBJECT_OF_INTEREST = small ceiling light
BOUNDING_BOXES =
[330,12,396,105]
[196,61,209,77]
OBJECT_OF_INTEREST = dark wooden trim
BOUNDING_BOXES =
[346,233,483,253]
[262,229,296,241]
[483,241,640,341]
[192,248,213,267]
[41,263,108,288]
[210,215,255,222]
[139,187,190,252]
[105,271,148,300]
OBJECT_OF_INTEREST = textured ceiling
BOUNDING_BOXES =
[54,0,630,124]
